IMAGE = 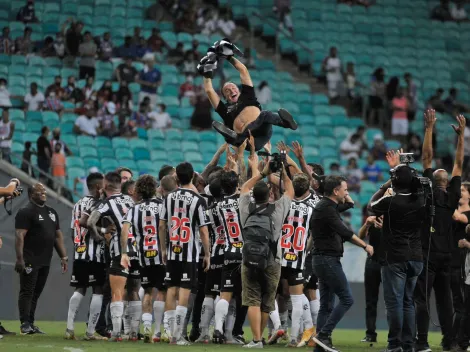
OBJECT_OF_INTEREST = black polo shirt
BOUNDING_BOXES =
[15,202,60,266]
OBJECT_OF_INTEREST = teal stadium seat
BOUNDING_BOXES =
[115,148,133,160]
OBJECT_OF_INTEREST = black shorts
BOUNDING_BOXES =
[109,256,141,278]
[140,265,166,290]
[165,260,197,289]
[221,263,242,294]
[70,260,106,288]
[204,256,224,296]
[280,267,304,286]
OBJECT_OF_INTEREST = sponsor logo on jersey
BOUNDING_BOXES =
[182,273,189,281]
[172,245,182,254]
[232,242,243,249]
[76,245,86,253]
[145,250,157,258]
[284,252,298,261]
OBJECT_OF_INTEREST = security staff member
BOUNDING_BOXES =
[15,183,68,335]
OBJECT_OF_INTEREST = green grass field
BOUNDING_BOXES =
[0,321,444,352]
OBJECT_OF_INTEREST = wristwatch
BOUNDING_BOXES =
[61,256,68,262]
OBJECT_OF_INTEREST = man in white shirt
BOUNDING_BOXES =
[322,47,343,101]
[148,103,172,129]
[451,0,468,21]
[217,13,236,37]
[24,82,45,111]
[340,133,362,160]
[73,109,100,136]
[0,78,12,108]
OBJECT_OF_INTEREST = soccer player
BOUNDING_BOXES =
[65,172,112,341]
[159,162,211,345]
[120,175,166,343]
[213,170,245,344]
[87,172,136,342]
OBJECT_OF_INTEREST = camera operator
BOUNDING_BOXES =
[414,110,465,352]
[238,151,294,348]
[311,175,373,352]
[369,150,427,352]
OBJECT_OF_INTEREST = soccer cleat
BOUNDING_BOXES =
[0,334,3,339]
[129,332,138,342]
[308,338,317,347]
[31,325,45,334]
[108,333,123,342]
[64,329,76,340]
[0,324,16,335]
[20,322,34,335]
[227,337,245,345]
[242,340,264,348]
[169,337,177,345]
[195,334,210,344]
[278,108,298,130]
[361,336,377,343]
[234,335,246,345]
[121,333,129,341]
[84,332,108,341]
[189,326,201,342]
[143,326,152,343]
[161,331,170,343]
[286,340,298,348]
[297,326,316,347]
[176,337,191,346]
[415,343,432,352]
[279,332,290,344]
[152,332,161,343]
[212,330,226,344]
[96,329,111,338]
[267,329,285,345]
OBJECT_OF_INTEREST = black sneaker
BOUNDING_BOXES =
[212,330,226,344]
[0,323,16,335]
[381,348,403,352]
[361,336,377,343]
[189,327,201,342]
[31,325,45,334]
[234,334,246,345]
[20,322,34,335]
[313,335,338,352]
[212,121,237,140]
[415,343,432,352]
[278,108,298,130]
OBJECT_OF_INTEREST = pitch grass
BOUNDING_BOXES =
[0,321,443,352]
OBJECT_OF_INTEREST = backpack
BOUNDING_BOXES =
[242,203,276,270]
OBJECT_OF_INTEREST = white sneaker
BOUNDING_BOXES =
[243,341,264,348]
[227,338,245,345]
[0,334,3,339]
[176,337,191,346]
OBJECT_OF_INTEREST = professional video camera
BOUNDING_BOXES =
[1,185,24,216]
[391,153,432,196]
[257,150,289,174]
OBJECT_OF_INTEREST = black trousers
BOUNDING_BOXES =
[18,265,50,324]
[95,271,112,332]
[364,257,381,338]
[451,266,465,343]
[79,66,96,80]
[191,260,207,330]
[457,284,470,349]
[414,253,453,346]
[233,295,248,336]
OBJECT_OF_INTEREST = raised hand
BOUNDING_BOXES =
[451,114,466,136]
[248,152,259,170]
[291,141,304,160]
[276,141,290,154]
[386,148,403,168]
[424,109,436,129]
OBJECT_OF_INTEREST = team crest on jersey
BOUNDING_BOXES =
[76,245,86,253]
[145,250,157,258]
[48,212,56,222]
[172,245,182,254]
[232,242,243,249]
[25,267,33,274]
[284,252,298,261]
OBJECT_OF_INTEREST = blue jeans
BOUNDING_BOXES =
[381,261,423,351]
[313,255,354,339]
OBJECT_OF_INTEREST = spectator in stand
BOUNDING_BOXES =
[51,142,66,192]
[45,76,64,98]
[116,57,138,84]
[21,141,35,177]
[74,109,100,136]
[82,76,95,101]
[342,157,362,193]
[24,83,45,112]
[322,47,343,102]
[240,47,256,69]
[176,9,198,34]
[391,87,409,141]
[340,133,362,160]
[179,75,196,100]
[116,81,132,104]
[370,134,387,160]
[51,128,72,156]
[273,0,293,33]
[16,0,38,23]
[128,102,150,135]
[98,102,117,137]
[362,154,383,182]
[431,0,452,21]
[405,133,422,161]
[218,12,236,37]
[148,103,172,130]
[41,36,57,57]
[64,76,84,103]
[97,80,113,102]
[148,28,168,53]
[0,27,13,55]
[329,162,341,175]
[386,76,399,103]
[14,27,33,55]
[167,42,185,65]
[44,90,64,114]
[78,31,97,79]
[181,52,198,76]
[404,72,417,120]
[117,36,137,59]
[131,26,144,46]
[136,54,161,109]
[190,92,213,131]
[0,109,14,162]
[451,0,468,21]
[444,88,470,115]
[54,32,66,58]
[368,67,386,124]
[256,81,272,105]
[427,88,445,113]
[0,78,12,108]
[64,18,84,57]
[36,126,52,179]
[198,9,218,36]
[99,32,113,61]
[136,37,151,59]
[185,40,201,61]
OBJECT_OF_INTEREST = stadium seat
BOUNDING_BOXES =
[80,147,98,158]
[115,148,134,160]
[98,148,115,158]
[112,137,130,149]
[134,147,151,160]
[77,135,95,147]
[83,157,101,170]
[96,137,112,148]
[129,138,147,150]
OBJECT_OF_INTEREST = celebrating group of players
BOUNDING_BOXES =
[65,137,329,347]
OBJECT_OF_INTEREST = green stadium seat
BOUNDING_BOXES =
[9,109,24,120]
[137,160,153,172]
[77,135,95,147]
[61,135,77,147]
[181,141,198,152]
[60,122,74,134]
[80,146,98,158]
[134,148,151,160]
[95,137,112,148]
[112,137,130,149]
[26,111,42,121]
[165,129,182,141]
[129,139,147,150]
[84,157,101,170]
[115,148,133,160]
[68,167,85,179]
[14,120,26,132]
[98,148,114,158]
[101,158,119,171]
[150,149,166,161]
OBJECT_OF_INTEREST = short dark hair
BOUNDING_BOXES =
[41,126,48,134]
[207,168,224,185]
[135,175,157,199]
[293,174,310,197]
[161,175,177,194]
[121,179,136,196]
[116,167,133,177]
[253,181,270,204]
[25,141,31,149]
[308,163,324,176]
[209,177,222,199]
[86,172,104,189]
[220,171,238,196]
[323,176,347,197]
[105,171,121,188]
[84,31,91,36]
[176,162,194,185]
[158,165,175,181]
[391,165,413,190]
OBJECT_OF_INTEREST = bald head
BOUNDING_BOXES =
[433,169,448,188]
[161,175,177,197]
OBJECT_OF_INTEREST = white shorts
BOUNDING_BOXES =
[391,118,409,136]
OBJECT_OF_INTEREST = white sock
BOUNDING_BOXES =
[66,291,84,331]
[123,301,131,334]
[139,287,144,301]
[269,300,281,330]
[183,293,195,337]
[290,295,303,342]
[280,310,288,331]
[142,312,153,331]
[214,298,229,333]
[302,295,313,330]
[166,310,176,337]
[153,301,165,336]
[86,294,103,335]
[225,299,236,340]
[128,301,142,334]
[110,301,124,335]
[175,305,188,340]
[310,299,319,326]
[267,317,274,336]
[200,297,214,336]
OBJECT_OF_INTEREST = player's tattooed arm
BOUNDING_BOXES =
[87,210,105,243]
[201,142,228,181]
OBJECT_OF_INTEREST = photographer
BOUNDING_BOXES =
[369,150,427,352]
[414,110,465,352]
[238,151,294,348]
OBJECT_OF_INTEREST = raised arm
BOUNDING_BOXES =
[451,114,466,178]
[228,57,252,87]
[291,141,315,185]
[203,77,221,109]
[201,142,227,181]
[87,210,105,243]
[422,109,436,170]
[280,164,294,200]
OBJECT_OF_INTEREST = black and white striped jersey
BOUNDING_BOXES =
[96,193,135,258]
[207,203,225,258]
[160,188,210,262]
[71,195,104,263]
[280,194,315,270]
[307,191,321,209]
[123,198,163,267]
[217,194,243,261]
